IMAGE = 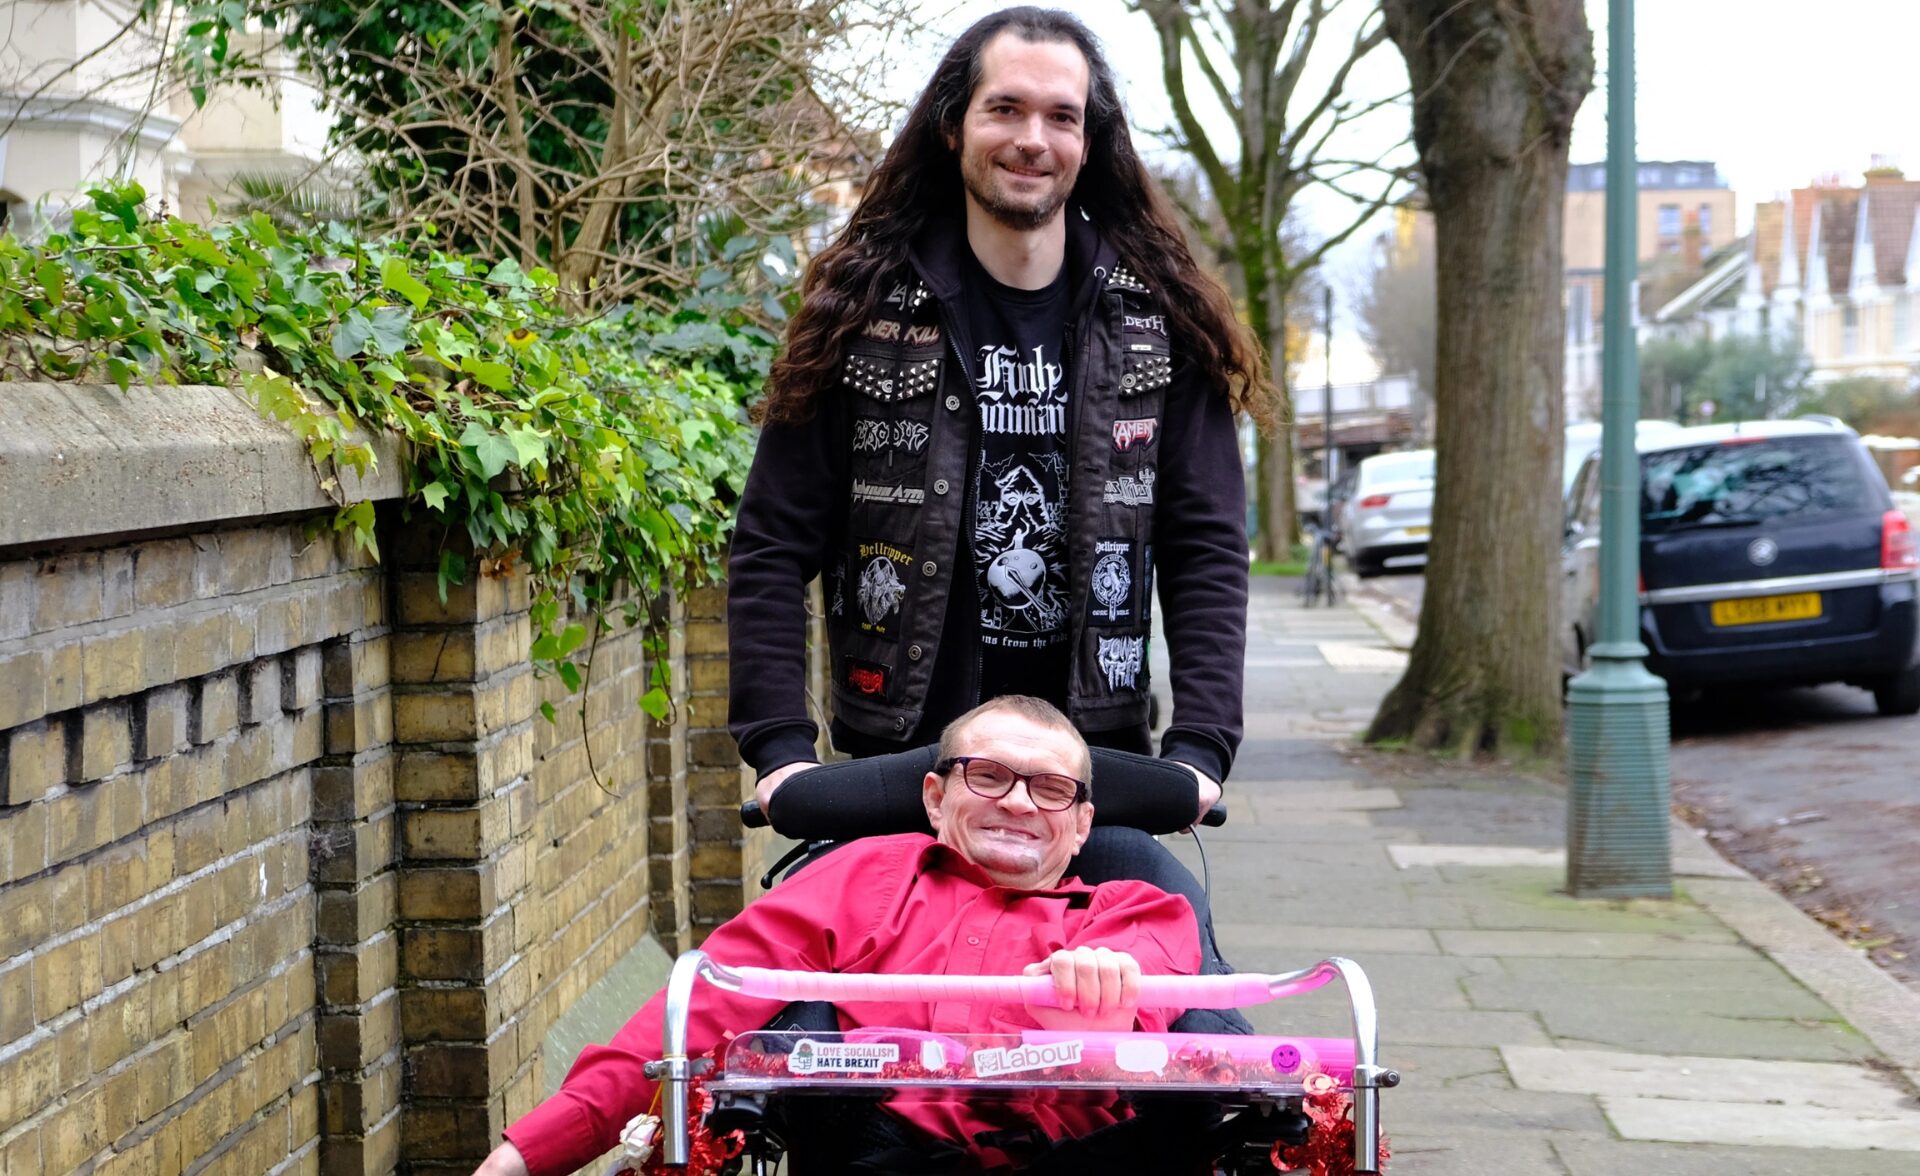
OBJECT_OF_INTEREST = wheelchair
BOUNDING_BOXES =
[637,747,1395,1175]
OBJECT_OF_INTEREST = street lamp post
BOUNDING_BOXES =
[1565,0,1672,899]
[1324,286,1336,485]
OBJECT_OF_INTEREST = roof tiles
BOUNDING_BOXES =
[1752,200,1785,294]
[1864,178,1920,287]
[1818,190,1859,293]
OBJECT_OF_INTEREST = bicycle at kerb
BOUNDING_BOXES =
[1299,521,1340,607]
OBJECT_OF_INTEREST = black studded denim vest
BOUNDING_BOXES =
[821,265,1173,742]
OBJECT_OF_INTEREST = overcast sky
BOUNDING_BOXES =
[917,1,1920,379]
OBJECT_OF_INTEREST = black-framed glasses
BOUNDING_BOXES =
[934,756,1088,811]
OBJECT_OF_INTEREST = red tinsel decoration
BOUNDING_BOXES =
[678,1040,1389,1173]
[631,1055,745,1176]
[1268,1074,1390,1175]
[727,1043,1295,1088]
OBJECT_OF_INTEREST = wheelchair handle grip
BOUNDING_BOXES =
[713,965,1334,1010]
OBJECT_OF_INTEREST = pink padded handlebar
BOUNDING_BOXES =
[726,966,1319,1009]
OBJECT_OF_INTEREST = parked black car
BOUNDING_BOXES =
[1561,418,1920,715]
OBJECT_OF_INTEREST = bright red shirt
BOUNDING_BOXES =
[504,833,1200,1175]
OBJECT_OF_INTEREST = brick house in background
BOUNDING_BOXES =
[1786,167,1920,385]
[1562,160,1740,422]
[1650,164,1920,391]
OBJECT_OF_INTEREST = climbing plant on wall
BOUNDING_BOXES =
[0,183,766,718]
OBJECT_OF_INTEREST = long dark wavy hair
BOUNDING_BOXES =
[758,6,1273,427]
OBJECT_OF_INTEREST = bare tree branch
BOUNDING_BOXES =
[1134,0,1414,559]
[3,0,923,312]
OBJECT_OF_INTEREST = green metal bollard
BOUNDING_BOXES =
[1566,656,1671,898]
[1565,0,1673,899]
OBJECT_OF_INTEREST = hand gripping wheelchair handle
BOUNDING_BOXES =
[738,745,1226,838]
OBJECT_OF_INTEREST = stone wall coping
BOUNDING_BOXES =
[0,382,405,549]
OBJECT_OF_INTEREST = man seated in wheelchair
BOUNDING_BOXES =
[472,697,1223,1175]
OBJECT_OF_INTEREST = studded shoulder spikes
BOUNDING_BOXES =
[841,278,940,401]
[843,354,939,402]
[898,357,939,398]
[1120,353,1172,394]
[843,354,898,400]
[1109,266,1165,391]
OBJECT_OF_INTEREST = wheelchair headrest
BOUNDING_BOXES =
[744,746,1224,839]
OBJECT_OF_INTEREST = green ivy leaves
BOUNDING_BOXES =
[331,306,412,359]
[2,182,763,738]
[380,256,432,310]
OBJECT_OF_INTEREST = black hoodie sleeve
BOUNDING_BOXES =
[726,396,850,776]
[1151,366,1249,783]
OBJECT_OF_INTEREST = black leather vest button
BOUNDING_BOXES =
[907,644,924,661]
[933,479,950,495]
[945,395,962,411]
[921,561,937,577]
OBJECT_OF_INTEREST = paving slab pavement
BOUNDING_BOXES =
[1161,579,1920,1169]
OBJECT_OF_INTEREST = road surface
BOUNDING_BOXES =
[1351,567,1920,988]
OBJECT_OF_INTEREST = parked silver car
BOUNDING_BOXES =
[1338,449,1434,577]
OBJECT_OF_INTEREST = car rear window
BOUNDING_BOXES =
[1641,436,1875,534]
[1362,452,1433,487]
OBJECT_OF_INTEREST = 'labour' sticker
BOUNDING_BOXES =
[970,1039,1084,1077]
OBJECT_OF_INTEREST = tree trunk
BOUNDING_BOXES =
[1256,362,1298,563]
[1367,0,1592,757]
[1245,255,1298,563]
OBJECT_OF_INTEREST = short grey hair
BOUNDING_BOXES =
[935,695,1092,789]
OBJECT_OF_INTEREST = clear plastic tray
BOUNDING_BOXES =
[709,1029,1354,1098]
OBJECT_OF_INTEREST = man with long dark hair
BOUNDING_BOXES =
[729,7,1270,978]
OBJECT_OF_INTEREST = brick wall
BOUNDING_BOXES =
[1,383,782,1176]
[645,595,692,956]
[682,584,764,943]
[0,521,375,1176]
[523,605,654,1082]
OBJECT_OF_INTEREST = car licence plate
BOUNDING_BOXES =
[1403,526,1430,538]
[1709,592,1822,626]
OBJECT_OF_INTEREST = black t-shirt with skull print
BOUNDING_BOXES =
[960,252,1073,710]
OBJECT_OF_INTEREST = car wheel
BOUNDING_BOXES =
[1871,665,1920,717]
[1351,555,1382,579]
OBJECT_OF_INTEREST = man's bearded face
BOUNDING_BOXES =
[952,33,1091,232]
